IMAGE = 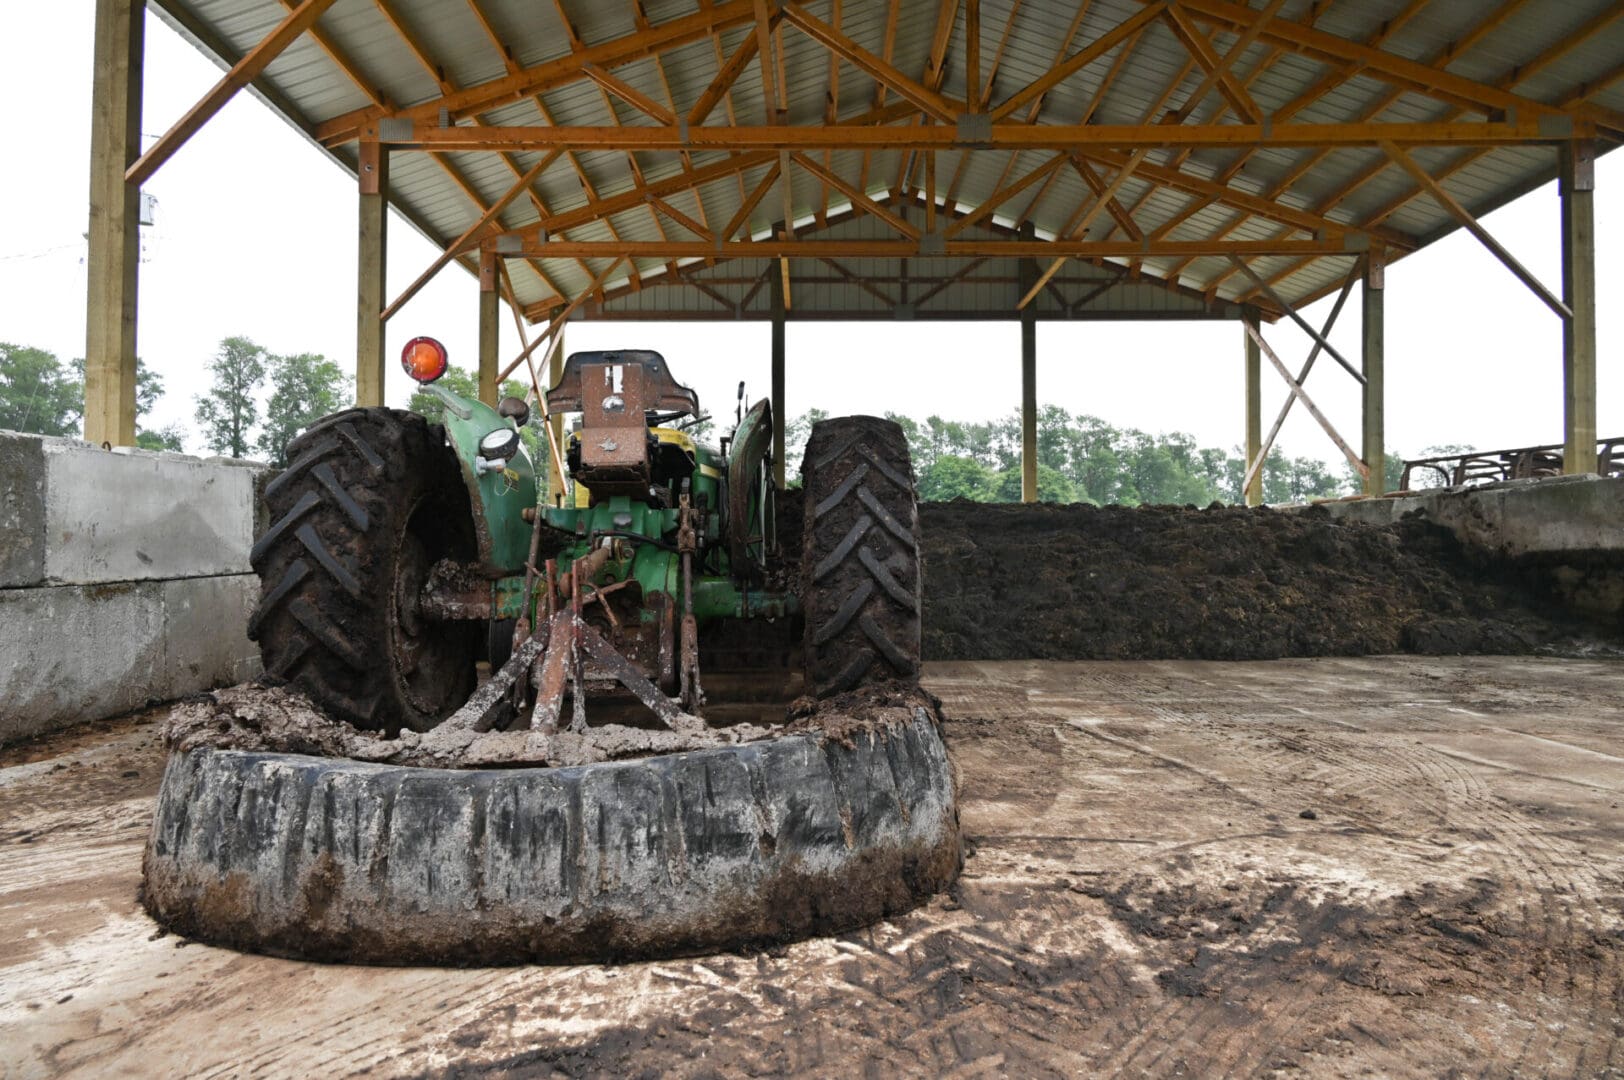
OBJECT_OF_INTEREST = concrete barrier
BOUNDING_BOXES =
[0,431,270,744]
[1311,475,1624,625]
[1312,475,1624,559]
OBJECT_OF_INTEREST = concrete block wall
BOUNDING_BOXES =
[1,432,270,743]
[1312,475,1624,625]
[1313,475,1624,558]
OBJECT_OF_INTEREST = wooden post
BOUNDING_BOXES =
[356,141,388,406]
[478,251,499,406]
[1018,221,1038,503]
[547,329,567,504]
[84,0,144,447]
[1561,140,1598,475]
[1244,307,1262,506]
[1362,250,1386,495]
[770,269,787,489]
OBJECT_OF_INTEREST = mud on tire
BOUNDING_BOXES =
[801,416,922,697]
[249,408,478,734]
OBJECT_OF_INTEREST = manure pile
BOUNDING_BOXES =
[917,502,1612,661]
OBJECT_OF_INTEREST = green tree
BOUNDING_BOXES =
[918,454,995,502]
[258,351,350,464]
[68,355,182,450]
[131,360,185,451]
[782,407,829,482]
[0,343,81,436]
[1260,449,1345,504]
[406,364,479,425]
[987,462,1078,504]
[194,336,267,458]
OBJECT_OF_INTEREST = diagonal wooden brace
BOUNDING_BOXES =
[1243,319,1369,481]
[1242,260,1361,495]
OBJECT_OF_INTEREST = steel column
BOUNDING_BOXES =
[356,141,388,406]
[770,272,787,491]
[1019,222,1038,503]
[1244,307,1262,506]
[478,251,499,406]
[1561,140,1598,475]
[1362,251,1386,495]
[84,0,144,447]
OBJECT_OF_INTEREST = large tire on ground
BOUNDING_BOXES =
[249,408,478,734]
[801,417,923,697]
[141,706,961,965]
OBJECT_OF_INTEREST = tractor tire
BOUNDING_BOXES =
[249,408,479,734]
[142,705,961,965]
[801,416,922,697]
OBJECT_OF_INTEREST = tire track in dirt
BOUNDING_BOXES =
[1244,728,1624,1078]
[1048,689,1624,1079]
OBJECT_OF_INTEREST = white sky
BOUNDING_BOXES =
[0,5,1617,467]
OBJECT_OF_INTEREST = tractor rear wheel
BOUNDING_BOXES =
[249,407,479,734]
[800,416,922,697]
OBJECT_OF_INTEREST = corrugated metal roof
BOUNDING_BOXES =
[148,0,1623,322]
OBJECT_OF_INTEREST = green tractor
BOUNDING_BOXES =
[248,342,923,748]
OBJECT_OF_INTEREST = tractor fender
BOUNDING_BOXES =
[423,384,539,574]
[727,398,774,577]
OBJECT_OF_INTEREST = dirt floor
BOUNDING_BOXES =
[5,656,1624,1077]
[920,502,1622,661]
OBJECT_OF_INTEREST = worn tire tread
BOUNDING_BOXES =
[801,417,922,697]
[249,407,475,733]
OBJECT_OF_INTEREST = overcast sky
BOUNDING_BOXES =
[0,5,1616,469]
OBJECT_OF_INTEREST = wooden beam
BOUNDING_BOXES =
[1226,256,1363,382]
[1381,141,1571,320]
[505,236,1352,259]
[752,0,781,121]
[1243,308,1262,505]
[382,150,558,321]
[1161,2,1261,123]
[648,193,713,240]
[688,22,763,126]
[498,257,627,383]
[355,142,388,407]
[722,161,782,240]
[978,0,1023,108]
[478,252,500,406]
[1168,0,1287,124]
[1134,0,1621,131]
[1069,156,1143,242]
[790,153,921,239]
[990,3,1166,122]
[1241,260,1359,496]
[581,62,675,125]
[371,117,1581,152]
[965,0,980,113]
[1018,149,1148,309]
[85,0,143,447]
[127,0,339,185]
[1244,318,1368,480]
[780,2,958,123]
[317,0,759,144]
[943,154,1066,238]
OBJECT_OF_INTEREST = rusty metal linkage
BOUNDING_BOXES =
[677,491,703,714]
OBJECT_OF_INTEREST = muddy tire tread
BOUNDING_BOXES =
[801,416,922,697]
[249,407,475,733]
